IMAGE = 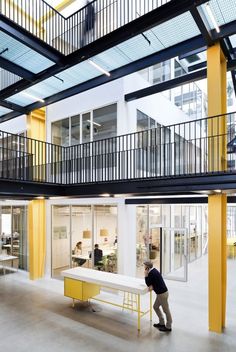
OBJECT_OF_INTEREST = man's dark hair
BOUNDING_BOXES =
[95,244,99,248]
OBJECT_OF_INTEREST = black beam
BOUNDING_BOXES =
[2,57,236,123]
[125,196,236,204]
[188,61,206,72]
[0,15,64,64]
[190,7,213,46]
[0,56,36,81]
[0,0,209,101]
[179,46,206,60]
[125,197,208,204]
[0,179,64,197]
[0,110,22,122]
[62,173,236,197]
[231,71,236,99]
[0,100,27,114]
[125,59,236,102]
[5,36,207,116]
[125,69,207,102]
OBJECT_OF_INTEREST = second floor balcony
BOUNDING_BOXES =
[0,112,236,191]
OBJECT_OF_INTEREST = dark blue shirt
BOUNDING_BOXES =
[145,268,168,295]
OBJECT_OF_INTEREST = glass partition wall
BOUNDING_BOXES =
[136,204,208,278]
[51,204,117,279]
[0,205,28,272]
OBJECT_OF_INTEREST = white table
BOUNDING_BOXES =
[61,267,152,331]
[0,255,18,275]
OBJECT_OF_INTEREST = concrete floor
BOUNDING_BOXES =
[0,256,236,352]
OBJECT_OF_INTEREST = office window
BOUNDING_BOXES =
[93,104,117,141]
[82,112,91,144]
[51,118,69,146]
[153,60,171,84]
[71,114,80,146]
[137,110,157,131]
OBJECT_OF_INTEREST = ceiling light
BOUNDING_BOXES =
[88,59,111,76]
[21,92,45,103]
[86,120,101,127]
[100,193,110,197]
[214,189,222,193]
[205,2,220,33]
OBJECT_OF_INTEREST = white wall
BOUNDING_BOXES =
[46,79,124,142]
[0,115,26,134]
[124,72,189,130]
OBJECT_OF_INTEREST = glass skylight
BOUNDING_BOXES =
[4,10,202,107]
[0,106,12,117]
[0,30,54,74]
[199,0,236,29]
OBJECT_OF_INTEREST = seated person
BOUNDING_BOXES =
[90,244,103,266]
[73,241,86,266]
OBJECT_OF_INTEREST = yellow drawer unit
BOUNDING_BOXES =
[64,278,100,301]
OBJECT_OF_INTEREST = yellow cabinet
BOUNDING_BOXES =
[64,278,83,300]
[64,278,100,301]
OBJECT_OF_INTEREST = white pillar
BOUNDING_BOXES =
[117,203,136,276]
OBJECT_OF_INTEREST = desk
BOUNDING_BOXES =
[72,254,90,268]
[0,255,18,275]
[62,267,151,331]
[227,237,236,259]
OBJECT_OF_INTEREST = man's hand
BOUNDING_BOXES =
[148,285,153,292]
[144,267,149,277]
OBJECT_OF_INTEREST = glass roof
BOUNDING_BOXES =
[229,34,236,48]
[6,11,201,107]
[199,0,236,29]
[0,106,12,117]
[0,30,54,74]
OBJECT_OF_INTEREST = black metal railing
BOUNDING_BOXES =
[0,112,235,185]
[0,0,170,55]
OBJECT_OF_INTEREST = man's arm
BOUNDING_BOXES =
[145,268,152,286]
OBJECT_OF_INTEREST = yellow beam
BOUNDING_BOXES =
[38,0,77,24]
[28,199,46,280]
[27,108,46,280]
[4,0,45,34]
[207,43,227,172]
[208,194,227,333]
[207,42,227,333]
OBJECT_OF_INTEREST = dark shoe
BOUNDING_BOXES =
[158,326,172,332]
[153,323,165,329]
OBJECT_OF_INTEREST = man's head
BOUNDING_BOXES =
[143,261,153,270]
[95,244,99,249]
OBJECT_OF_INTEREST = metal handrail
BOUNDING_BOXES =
[0,0,171,55]
[0,111,235,185]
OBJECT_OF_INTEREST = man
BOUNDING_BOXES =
[89,244,103,266]
[144,261,172,332]
[81,0,95,47]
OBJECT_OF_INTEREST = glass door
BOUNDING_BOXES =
[161,227,188,282]
[12,206,27,270]
[71,205,92,269]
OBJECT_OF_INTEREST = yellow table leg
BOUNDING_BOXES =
[137,294,141,331]
[150,290,152,321]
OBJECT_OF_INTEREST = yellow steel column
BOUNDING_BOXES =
[27,108,46,280]
[207,43,227,333]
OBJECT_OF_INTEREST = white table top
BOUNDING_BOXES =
[72,254,90,260]
[0,255,18,262]
[72,249,116,260]
[2,244,19,248]
[61,267,148,295]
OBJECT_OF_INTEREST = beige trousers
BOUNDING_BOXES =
[153,291,172,329]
